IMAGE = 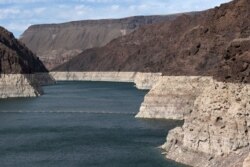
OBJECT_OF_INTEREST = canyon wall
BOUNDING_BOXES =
[49,70,250,167]
[0,73,55,98]
[135,75,250,167]
[0,26,47,74]
[32,73,56,86]
[0,74,42,98]
[21,15,181,70]
[15,1,250,166]
[0,26,51,98]
[136,76,212,120]
[54,0,249,79]
[50,72,162,90]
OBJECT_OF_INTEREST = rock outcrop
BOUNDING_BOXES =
[18,0,250,166]
[136,76,212,119]
[158,1,250,165]
[50,72,162,90]
[162,80,250,167]
[217,37,250,83]
[0,26,47,74]
[0,74,43,98]
[243,153,250,167]
[21,15,182,70]
[134,72,162,90]
[0,26,52,98]
[54,0,249,80]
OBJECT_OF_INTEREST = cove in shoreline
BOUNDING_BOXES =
[0,81,186,167]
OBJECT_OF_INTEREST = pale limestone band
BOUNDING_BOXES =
[1,72,249,167]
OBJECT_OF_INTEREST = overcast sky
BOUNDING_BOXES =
[0,0,231,37]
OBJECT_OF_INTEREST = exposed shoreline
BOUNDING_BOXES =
[48,72,250,166]
[50,71,162,90]
[0,74,42,98]
[136,76,213,120]
[0,72,161,98]
[0,73,55,99]
[2,71,250,167]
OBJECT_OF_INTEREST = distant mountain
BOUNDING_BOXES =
[0,26,47,74]
[54,0,250,83]
[20,15,185,70]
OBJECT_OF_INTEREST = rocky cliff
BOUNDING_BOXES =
[162,80,250,167]
[136,76,212,119]
[20,15,182,70]
[53,0,250,166]
[21,0,250,166]
[0,26,47,74]
[217,37,250,83]
[0,74,43,98]
[50,72,162,90]
[0,26,51,98]
[54,0,249,79]
[138,1,250,166]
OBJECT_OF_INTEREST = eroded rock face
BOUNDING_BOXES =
[0,74,42,98]
[50,71,136,83]
[243,153,250,167]
[136,76,212,119]
[50,71,161,90]
[217,37,250,83]
[163,80,250,166]
[54,0,249,81]
[0,26,47,74]
[0,26,51,98]
[134,72,162,90]
[21,15,180,70]
[184,82,250,156]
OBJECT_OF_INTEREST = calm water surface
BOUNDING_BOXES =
[0,81,185,167]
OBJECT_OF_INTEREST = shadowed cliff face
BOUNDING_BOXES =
[20,15,184,70]
[0,27,48,74]
[54,0,250,83]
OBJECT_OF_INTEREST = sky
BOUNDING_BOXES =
[0,0,231,37]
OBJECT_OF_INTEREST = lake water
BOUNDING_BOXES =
[0,81,185,167]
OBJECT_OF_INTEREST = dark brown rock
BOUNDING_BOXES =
[54,0,250,84]
[0,26,48,74]
[217,37,250,83]
[21,15,186,70]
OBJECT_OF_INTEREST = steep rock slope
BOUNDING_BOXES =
[0,26,49,98]
[0,27,47,74]
[136,76,213,119]
[29,0,250,166]
[160,0,250,166]
[50,71,162,90]
[53,0,250,166]
[55,0,249,82]
[163,80,250,167]
[21,15,181,70]
[217,37,250,83]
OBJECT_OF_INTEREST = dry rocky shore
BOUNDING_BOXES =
[0,26,54,98]
[48,0,250,165]
[1,0,249,166]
